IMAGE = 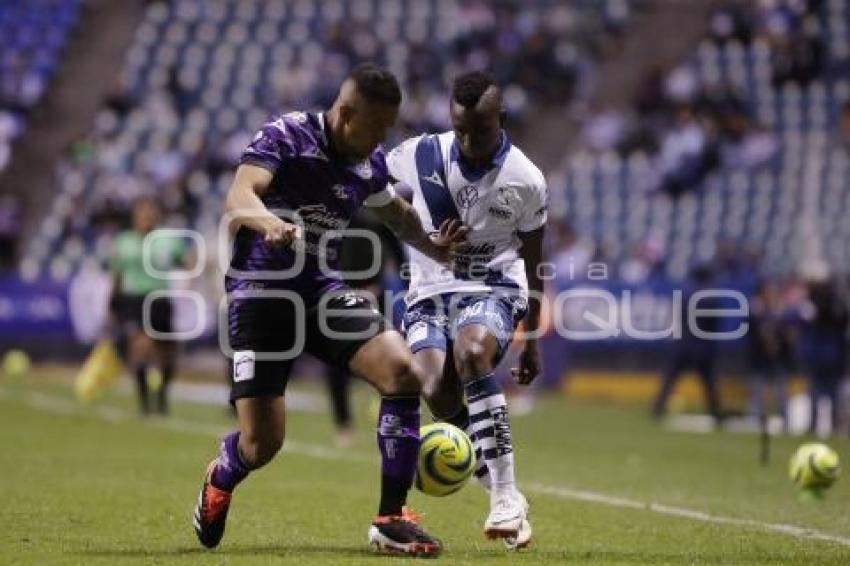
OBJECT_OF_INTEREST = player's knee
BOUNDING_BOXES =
[239,430,284,468]
[454,341,492,379]
[420,371,442,402]
[377,355,421,397]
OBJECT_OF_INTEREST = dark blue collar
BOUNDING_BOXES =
[450,131,511,181]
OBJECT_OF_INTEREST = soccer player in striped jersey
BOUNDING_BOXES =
[386,71,547,549]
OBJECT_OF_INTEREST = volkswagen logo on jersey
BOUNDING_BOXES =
[456,185,479,209]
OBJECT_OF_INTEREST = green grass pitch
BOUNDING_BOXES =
[1,374,849,565]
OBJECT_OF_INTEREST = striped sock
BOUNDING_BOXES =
[441,405,491,490]
[464,373,515,493]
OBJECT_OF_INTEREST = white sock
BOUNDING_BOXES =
[464,373,516,495]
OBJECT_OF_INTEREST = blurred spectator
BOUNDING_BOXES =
[713,241,762,295]
[166,67,195,117]
[720,117,778,170]
[0,194,21,269]
[633,66,668,118]
[830,100,850,154]
[767,14,824,87]
[581,104,627,152]
[796,280,848,436]
[665,65,699,105]
[0,53,46,114]
[103,76,137,119]
[655,106,719,197]
[708,4,753,44]
[652,266,723,422]
[0,110,23,173]
[747,281,793,431]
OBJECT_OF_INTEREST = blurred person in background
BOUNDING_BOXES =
[830,100,850,154]
[796,280,848,436]
[108,198,189,416]
[652,265,723,423]
[0,193,21,270]
[747,280,793,432]
[654,105,720,198]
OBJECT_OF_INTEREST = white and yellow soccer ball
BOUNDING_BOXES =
[415,423,476,497]
[789,443,841,491]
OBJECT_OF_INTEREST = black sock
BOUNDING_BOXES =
[157,366,173,415]
[135,365,150,414]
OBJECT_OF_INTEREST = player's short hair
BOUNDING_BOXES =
[451,70,499,109]
[347,63,402,106]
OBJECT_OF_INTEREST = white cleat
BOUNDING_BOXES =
[484,489,527,540]
[504,491,532,550]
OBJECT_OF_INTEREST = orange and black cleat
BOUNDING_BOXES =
[367,507,443,558]
[192,460,233,549]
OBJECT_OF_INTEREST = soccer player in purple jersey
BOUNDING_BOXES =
[192,64,466,557]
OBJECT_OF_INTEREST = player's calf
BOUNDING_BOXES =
[236,429,284,469]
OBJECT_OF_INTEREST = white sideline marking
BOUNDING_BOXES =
[526,483,850,547]
[4,387,850,548]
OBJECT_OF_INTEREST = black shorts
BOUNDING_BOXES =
[115,293,173,336]
[227,288,389,402]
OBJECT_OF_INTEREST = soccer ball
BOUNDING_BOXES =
[415,423,476,497]
[788,443,841,492]
[2,349,30,380]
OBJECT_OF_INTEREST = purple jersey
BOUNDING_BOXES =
[227,111,392,305]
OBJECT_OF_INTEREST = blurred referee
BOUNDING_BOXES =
[108,198,188,416]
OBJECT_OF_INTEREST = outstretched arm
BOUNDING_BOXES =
[370,194,467,264]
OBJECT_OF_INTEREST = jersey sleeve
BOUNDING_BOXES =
[385,136,419,185]
[240,116,298,174]
[517,175,548,232]
[362,148,395,207]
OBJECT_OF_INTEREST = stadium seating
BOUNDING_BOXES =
[21,0,631,282]
[0,0,81,174]
[554,0,850,281]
